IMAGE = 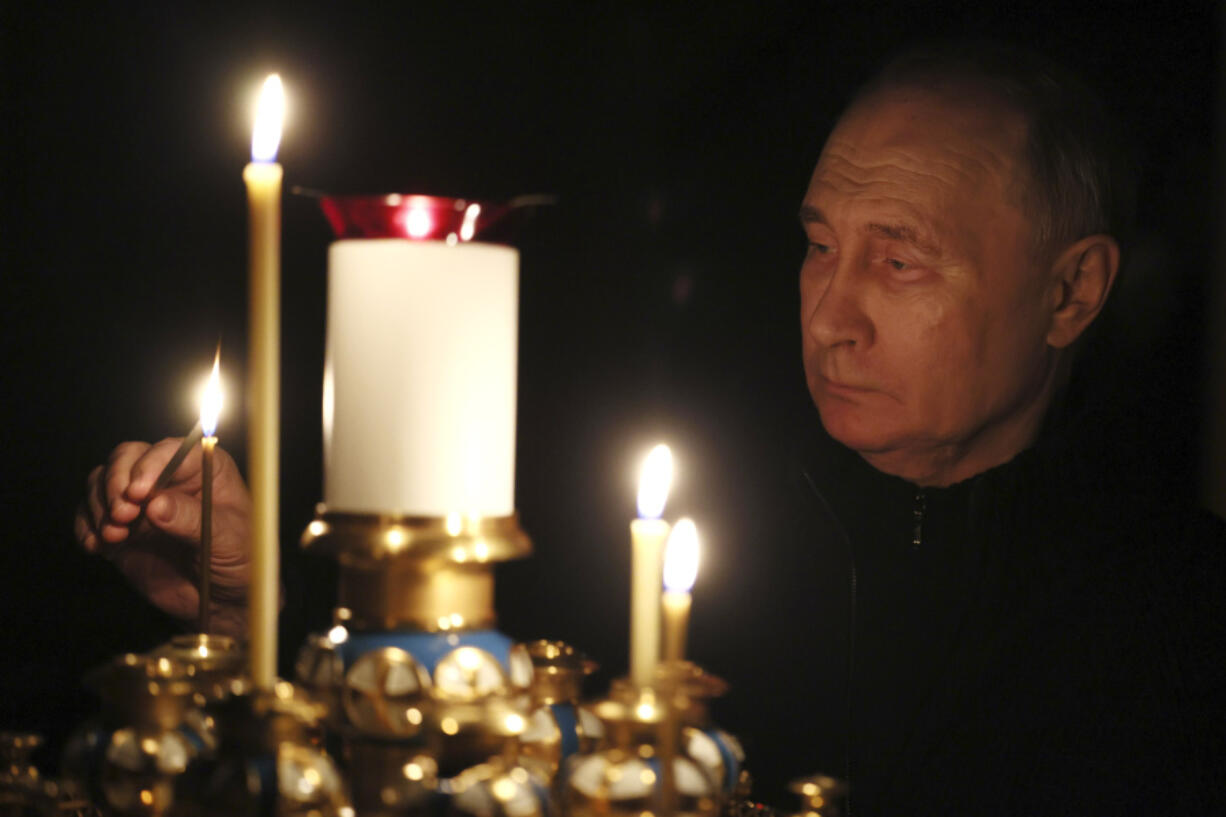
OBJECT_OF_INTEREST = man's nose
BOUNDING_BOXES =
[804,257,874,350]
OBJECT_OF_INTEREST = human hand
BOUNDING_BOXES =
[74,438,251,637]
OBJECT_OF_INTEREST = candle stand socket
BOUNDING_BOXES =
[60,655,216,817]
[516,641,603,776]
[171,679,350,817]
[150,635,245,701]
[787,774,848,817]
[297,509,547,815]
[562,680,721,817]
[647,662,749,804]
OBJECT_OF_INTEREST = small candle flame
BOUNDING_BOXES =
[663,518,699,593]
[251,74,285,163]
[200,349,223,437]
[636,443,673,519]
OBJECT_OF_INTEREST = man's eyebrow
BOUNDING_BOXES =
[865,221,941,254]
[799,206,942,254]
[798,204,826,225]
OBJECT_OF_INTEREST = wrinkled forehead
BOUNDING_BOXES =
[816,85,1031,203]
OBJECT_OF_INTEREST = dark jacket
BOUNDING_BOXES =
[715,406,1225,815]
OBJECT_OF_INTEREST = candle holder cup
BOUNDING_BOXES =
[517,641,603,776]
[171,678,350,817]
[562,681,721,817]
[61,655,215,817]
[787,774,848,817]
[647,662,749,801]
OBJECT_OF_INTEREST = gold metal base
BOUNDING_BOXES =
[173,681,350,817]
[151,634,243,701]
[337,560,497,632]
[301,508,532,565]
[301,510,532,630]
[343,740,437,816]
[85,654,202,732]
[524,640,597,707]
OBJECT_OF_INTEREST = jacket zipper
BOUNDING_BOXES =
[911,489,927,551]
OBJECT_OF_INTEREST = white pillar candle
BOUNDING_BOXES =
[323,239,519,516]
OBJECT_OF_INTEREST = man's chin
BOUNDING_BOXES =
[816,403,900,455]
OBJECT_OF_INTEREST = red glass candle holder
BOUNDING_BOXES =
[319,193,520,242]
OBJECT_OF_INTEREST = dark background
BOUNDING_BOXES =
[4,0,1222,803]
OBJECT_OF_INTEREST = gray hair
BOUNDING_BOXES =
[854,40,1137,259]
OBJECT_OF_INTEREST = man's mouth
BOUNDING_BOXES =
[818,373,872,392]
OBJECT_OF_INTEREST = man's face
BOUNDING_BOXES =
[800,87,1059,483]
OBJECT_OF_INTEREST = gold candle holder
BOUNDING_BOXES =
[788,774,848,817]
[297,508,536,809]
[150,634,244,701]
[524,640,597,708]
[564,681,721,817]
[61,654,214,817]
[517,641,602,774]
[172,679,350,817]
[301,509,531,632]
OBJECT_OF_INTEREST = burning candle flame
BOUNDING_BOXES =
[251,74,285,163]
[636,443,673,519]
[663,518,699,593]
[200,349,223,437]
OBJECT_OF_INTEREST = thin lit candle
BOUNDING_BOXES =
[243,73,284,689]
[147,421,203,497]
[199,348,223,634]
[630,444,672,686]
[661,518,699,662]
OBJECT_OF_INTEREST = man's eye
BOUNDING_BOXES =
[886,258,907,270]
[808,242,833,254]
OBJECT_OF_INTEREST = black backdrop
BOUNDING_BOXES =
[4,0,1221,802]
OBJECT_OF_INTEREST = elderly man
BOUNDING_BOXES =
[747,43,1223,814]
[77,42,1222,815]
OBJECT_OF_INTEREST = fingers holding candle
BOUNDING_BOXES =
[73,437,252,634]
[80,438,202,545]
[146,422,205,497]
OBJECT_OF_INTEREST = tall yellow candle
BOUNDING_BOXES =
[630,443,672,686]
[243,73,284,689]
[661,518,699,662]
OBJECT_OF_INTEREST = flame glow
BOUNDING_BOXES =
[636,444,673,519]
[405,207,434,239]
[459,203,481,241]
[251,74,285,162]
[200,350,223,437]
[663,518,699,593]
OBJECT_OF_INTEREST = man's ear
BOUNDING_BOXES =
[1045,234,1120,349]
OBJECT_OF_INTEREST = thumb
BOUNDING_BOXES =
[147,492,202,544]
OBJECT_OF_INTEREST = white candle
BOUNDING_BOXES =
[243,73,284,690]
[323,239,519,516]
[661,518,699,663]
[630,444,672,685]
